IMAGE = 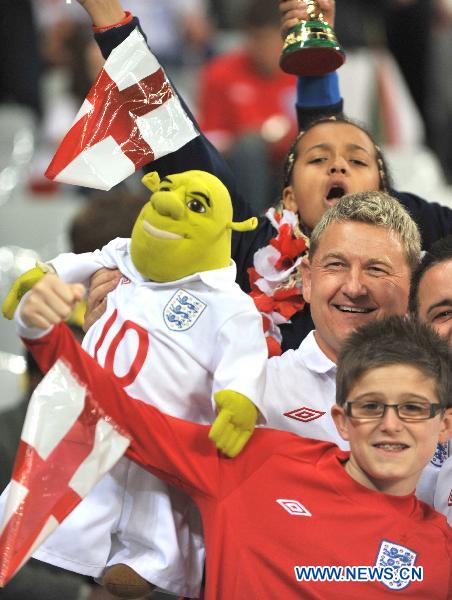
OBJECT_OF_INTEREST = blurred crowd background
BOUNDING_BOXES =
[3,0,452,201]
[1,1,452,598]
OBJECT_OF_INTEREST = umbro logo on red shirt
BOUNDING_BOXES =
[448,489,452,507]
[284,406,326,423]
[276,499,312,517]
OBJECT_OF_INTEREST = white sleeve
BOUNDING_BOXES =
[416,440,451,513]
[49,239,125,285]
[210,309,268,422]
[434,451,452,525]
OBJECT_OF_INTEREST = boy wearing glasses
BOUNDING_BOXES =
[13,273,452,598]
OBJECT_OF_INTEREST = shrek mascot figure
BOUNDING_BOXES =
[3,171,268,599]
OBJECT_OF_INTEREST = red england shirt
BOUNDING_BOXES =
[24,324,452,600]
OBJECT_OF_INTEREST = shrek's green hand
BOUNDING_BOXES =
[2,265,49,320]
[209,390,258,458]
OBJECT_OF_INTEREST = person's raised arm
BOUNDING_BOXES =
[77,0,126,29]
[76,0,252,221]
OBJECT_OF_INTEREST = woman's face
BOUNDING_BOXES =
[283,122,381,232]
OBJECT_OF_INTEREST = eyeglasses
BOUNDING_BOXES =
[345,400,443,422]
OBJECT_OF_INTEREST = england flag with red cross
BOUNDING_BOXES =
[0,360,130,586]
[45,28,198,190]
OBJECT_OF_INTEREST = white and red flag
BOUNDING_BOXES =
[0,359,130,586]
[45,28,198,190]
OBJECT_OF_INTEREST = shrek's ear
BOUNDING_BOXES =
[141,172,161,193]
[228,217,258,233]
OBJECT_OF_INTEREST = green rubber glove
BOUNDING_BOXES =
[209,390,258,458]
[2,264,49,319]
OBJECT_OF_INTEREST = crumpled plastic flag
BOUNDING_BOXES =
[0,359,130,586]
[45,28,198,190]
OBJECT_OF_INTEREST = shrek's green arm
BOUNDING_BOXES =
[2,263,54,320]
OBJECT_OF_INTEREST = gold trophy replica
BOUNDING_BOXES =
[280,0,345,76]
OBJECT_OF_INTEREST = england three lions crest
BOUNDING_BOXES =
[375,540,418,590]
[431,441,449,468]
[164,289,207,331]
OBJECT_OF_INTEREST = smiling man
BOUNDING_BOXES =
[301,195,415,362]
[409,235,452,345]
[408,235,452,522]
[263,191,419,447]
[263,192,452,524]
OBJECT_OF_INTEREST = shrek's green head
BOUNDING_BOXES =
[130,170,257,282]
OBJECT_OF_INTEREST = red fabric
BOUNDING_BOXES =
[250,288,304,321]
[197,51,297,161]
[247,263,304,321]
[266,336,282,357]
[269,223,307,270]
[24,325,452,600]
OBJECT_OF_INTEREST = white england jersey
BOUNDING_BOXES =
[31,238,267,596]
[262,330,450,513]
[262,331,345,447]
[433,446,452,525]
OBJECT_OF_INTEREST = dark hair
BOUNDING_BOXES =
[242,0,280,29]
[409,235,452,315]
[66,26,95,103]
[69,192,147,254]
[336,315,452,409]
[282,115,392,191]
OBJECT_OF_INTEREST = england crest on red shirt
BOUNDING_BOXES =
[375,540,417,591]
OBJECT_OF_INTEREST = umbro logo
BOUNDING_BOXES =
[448,489,452,507]
[284,406,326,423]
[276,499,312,517]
